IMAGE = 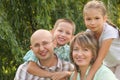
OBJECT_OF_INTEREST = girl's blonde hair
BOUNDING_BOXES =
[70,31,99,71]
[83,0,106,16]
[53,18,76,34]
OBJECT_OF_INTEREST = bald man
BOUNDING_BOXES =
[14,29,74,80]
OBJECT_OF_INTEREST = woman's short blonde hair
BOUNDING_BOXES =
[70,31,99,71]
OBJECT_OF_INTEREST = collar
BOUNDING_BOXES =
[78,65,91,80]
[55,44,69,50]
[56,44,69,48]
[37,54,63,71]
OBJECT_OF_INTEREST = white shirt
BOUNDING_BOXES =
[87,23,120,67]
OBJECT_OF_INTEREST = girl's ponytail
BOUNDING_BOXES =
[106,20,120,37]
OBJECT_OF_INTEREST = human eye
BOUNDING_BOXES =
[73,47,78,51]
[34,43,40,47]
[58,29,63,32]
[86,18,91,21]
[42,41,49,46]
[95,17,100,20]
[66,31,71,35]
[83,48,89,52]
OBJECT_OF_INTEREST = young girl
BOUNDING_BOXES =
[69,31,118,80]
[83,1,120,80]
[23,18,76,80]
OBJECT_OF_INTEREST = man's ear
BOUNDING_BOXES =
[30,45,32,50]
[50,29,55,35]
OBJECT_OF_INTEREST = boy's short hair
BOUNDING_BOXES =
[53,18,76,34]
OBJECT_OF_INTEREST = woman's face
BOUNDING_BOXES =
[72,42,93,67]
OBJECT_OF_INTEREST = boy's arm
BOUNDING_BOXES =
[27,61,53,77]
[27,62,73,79]
[23,50,34,62]
[86,39,113,80]
[24,50,73,79]
[23,50,53,77]
[51,63,74,80]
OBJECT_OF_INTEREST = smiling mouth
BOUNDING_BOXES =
[39,52,47,56]
[76,58,84,61]
[58,38,65,42]
[90,27,96,29]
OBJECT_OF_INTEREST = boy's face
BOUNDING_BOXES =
[30,30,54,61]
[53,22,73,46]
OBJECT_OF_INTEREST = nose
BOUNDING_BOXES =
[78,52,83,56]
[77,50,84,56]
[91,20,95,25]
[61,32,66,36]
[39,45,44,51]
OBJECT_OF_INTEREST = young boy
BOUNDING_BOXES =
[23,18,76,80]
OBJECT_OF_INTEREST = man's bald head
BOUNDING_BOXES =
[30,29,53,45]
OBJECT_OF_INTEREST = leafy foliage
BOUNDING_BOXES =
[0,0,120,80]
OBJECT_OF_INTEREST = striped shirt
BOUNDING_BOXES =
[14,56,74,80]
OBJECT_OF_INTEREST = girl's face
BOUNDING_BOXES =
[72,42,93,67]
[53,22,73,46]
[84,8,107,32]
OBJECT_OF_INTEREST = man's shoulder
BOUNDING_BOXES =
[14,62,28,80]
[15,62,28,74]
[18,62,28,68]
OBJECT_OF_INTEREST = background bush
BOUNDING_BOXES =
[0,0,120,80]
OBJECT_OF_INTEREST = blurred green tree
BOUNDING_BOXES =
[0,0,119,80]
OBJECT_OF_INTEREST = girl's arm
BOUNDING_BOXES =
[86,39,113,80]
